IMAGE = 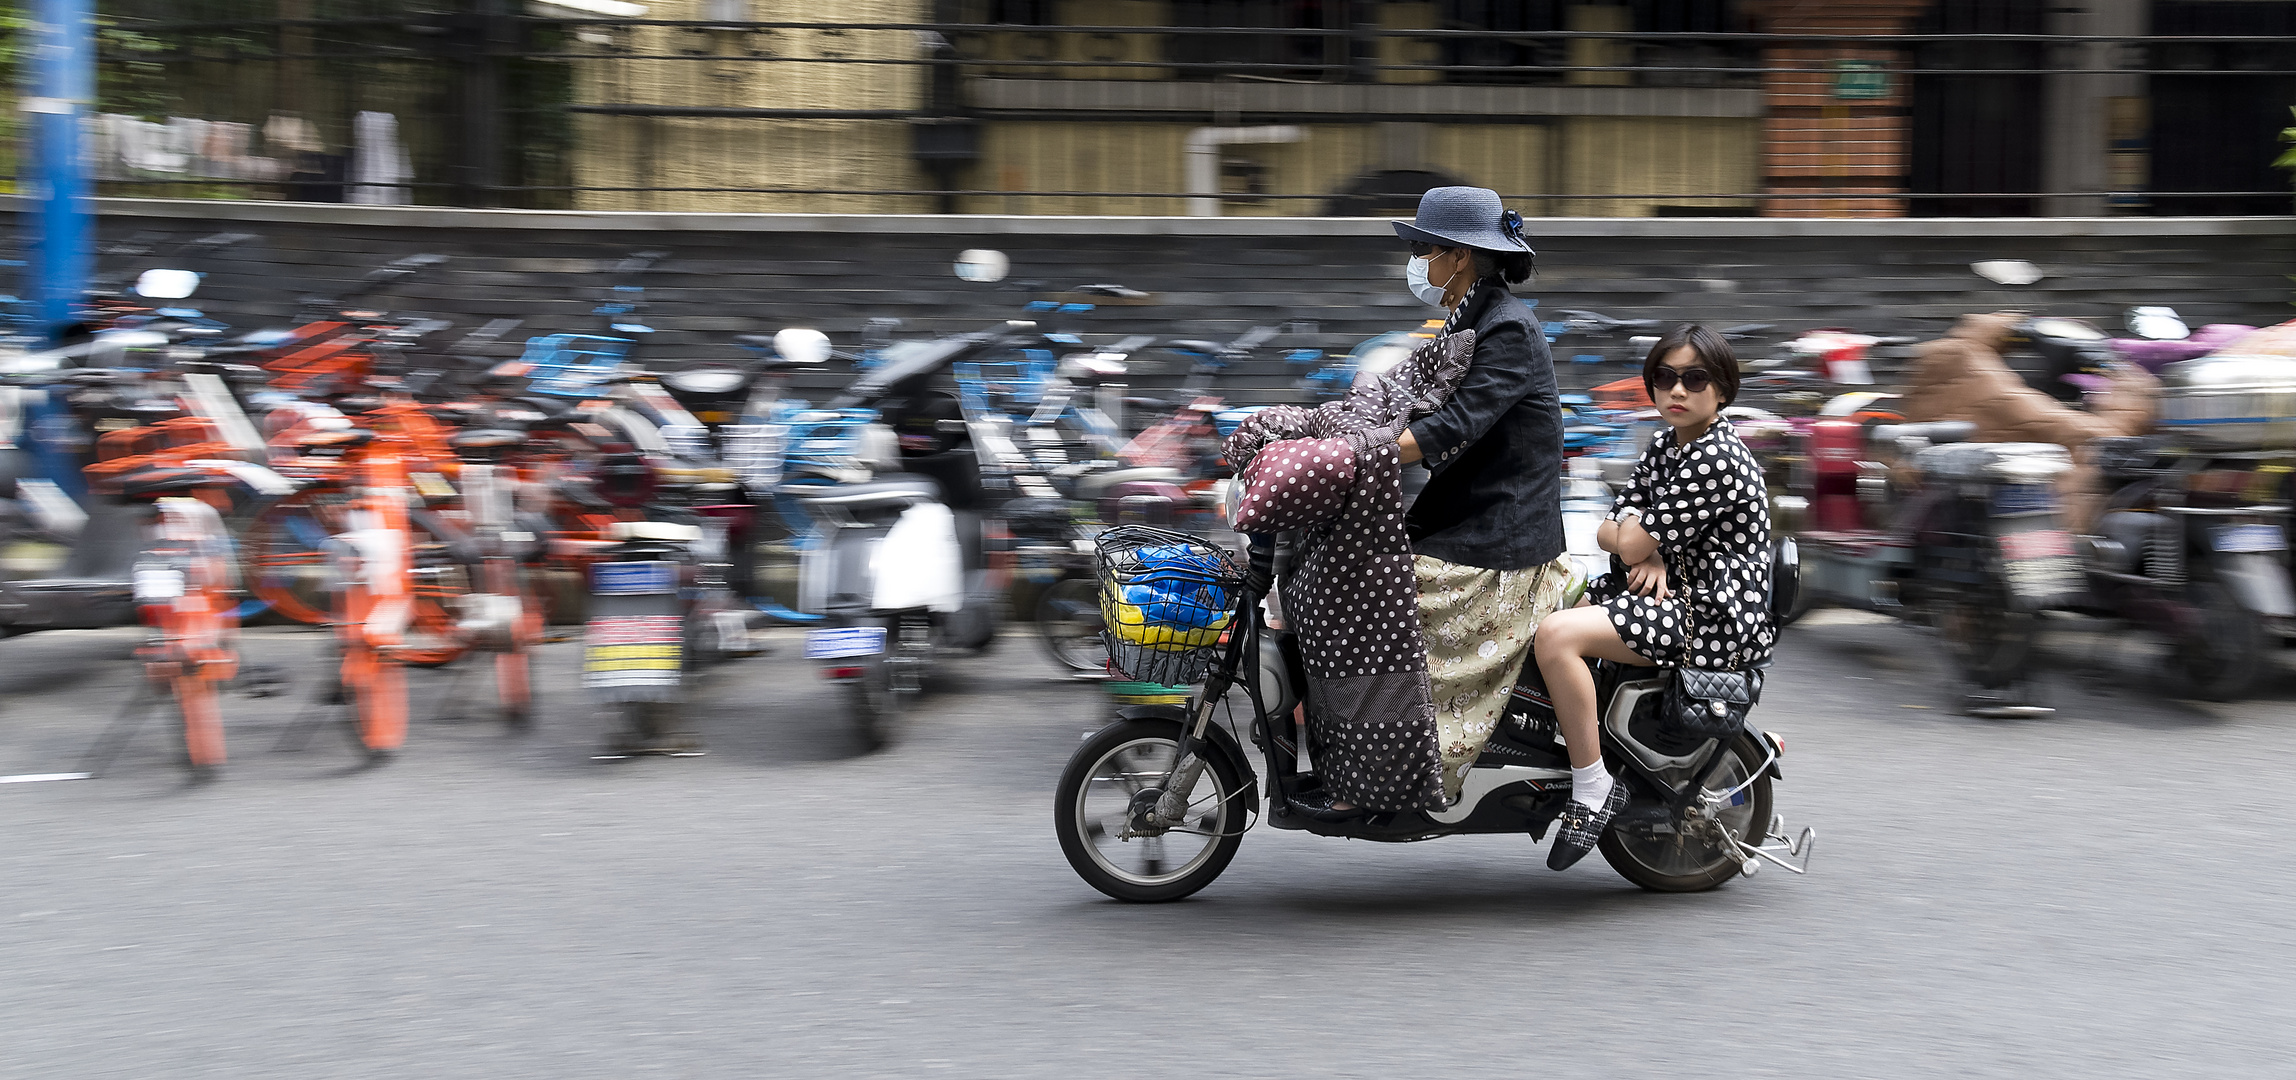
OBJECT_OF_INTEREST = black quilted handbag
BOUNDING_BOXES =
[1661,667,1762,742]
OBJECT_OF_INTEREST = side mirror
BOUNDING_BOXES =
[1971,259,2043,286]
[135,268,202,300]
[954,248,1009,283]
[772,327,832,365]
[2126,306,2189,341]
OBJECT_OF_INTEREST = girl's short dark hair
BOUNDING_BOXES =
[1642,323,1739,406]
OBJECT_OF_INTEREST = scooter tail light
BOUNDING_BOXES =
[824,666,866,679]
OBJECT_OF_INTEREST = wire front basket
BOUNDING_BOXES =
[1095,525,1243,686]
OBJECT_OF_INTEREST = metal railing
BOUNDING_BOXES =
[6,7,2292,216]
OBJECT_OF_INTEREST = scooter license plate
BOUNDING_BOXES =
[1997,529,2073,562]
[1997,528,2081,600]
[2212,524,2286,554]
[592,561,677,595]
[806,625,886,659]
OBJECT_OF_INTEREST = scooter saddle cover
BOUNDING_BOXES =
[1222,330,1475,813]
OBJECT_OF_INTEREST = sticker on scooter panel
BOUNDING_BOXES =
[1998,529,2074,562]
[584,614,684,690]
[805,625,886,659]
[592,561,677,595]
[2212,524,2286,554]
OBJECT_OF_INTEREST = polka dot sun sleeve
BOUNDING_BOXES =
[1229,437,1356,534]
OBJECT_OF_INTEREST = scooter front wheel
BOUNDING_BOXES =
[1055,717,1247,903]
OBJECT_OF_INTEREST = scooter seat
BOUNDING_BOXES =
[606,520,703,543]
[663,367,756,396]
[1072,467,1184,502]
[1870,420,1975,448]
[451,428,528,451]
[292,427,376,450]
[113,468,215,500]
[778,474,943,510]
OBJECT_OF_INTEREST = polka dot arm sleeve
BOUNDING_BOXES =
[1633,438,1754,549]
[1607,432,1660,522]
[1229,437,1356,534]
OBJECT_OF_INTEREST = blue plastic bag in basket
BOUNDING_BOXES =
[1119,545,1233,630]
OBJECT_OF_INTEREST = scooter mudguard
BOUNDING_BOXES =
[2216,552,2296,620]
[872,502,963,613]
[1113,703,1261,804]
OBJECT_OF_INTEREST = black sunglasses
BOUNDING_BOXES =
[1649,366,1715,394]
[1409,242,1454,259]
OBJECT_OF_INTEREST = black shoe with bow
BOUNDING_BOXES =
[1547,776,1630,871]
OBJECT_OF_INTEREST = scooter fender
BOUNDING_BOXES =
[1114,703,1260,807]
[2214,552,2296,620]
[1743,720,1785,781]
[871,502,964,613]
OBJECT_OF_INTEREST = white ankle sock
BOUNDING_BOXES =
[1570,761,1613,811]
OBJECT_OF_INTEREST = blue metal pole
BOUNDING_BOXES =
[26,0,93,341]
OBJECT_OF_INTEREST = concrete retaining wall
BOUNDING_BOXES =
[5,198,2292,403]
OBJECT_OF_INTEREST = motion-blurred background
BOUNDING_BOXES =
[5,1,2295,385]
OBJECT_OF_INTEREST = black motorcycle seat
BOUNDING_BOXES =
[291,427,377,450]
[1871,420,1976,447]
[1073,467,1183,502]
[778,473,944,509]
[114,468,215,500]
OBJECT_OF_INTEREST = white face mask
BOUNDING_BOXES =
[1405,256,1447,307]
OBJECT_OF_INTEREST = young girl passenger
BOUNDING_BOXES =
[1531,324,1777,870]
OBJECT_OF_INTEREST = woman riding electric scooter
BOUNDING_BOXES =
[1288,186,1577,821]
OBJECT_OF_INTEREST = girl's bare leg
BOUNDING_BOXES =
[1533,606,1657,769]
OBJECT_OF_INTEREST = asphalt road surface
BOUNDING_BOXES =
[4,610,2292,1079]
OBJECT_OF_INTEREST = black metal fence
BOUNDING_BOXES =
[5,1,2292,216]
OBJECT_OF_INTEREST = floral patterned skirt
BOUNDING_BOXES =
[1413,553,1576,803]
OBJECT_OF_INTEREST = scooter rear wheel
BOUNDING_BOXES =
[1055,717,1246,903]
[1934,573,2036,690]
[2174,579,2261,702]
[1599,732,1774,893]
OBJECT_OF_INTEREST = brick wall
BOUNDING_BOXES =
[1748,0,1928,217]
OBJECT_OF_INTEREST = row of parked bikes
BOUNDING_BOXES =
[5,237,2282,785]
[0,239,1590,775]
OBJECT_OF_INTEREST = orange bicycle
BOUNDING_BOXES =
[242,398,477,664]
[73,478,249,781]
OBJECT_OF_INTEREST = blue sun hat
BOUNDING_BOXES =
[1392,186,1533,256]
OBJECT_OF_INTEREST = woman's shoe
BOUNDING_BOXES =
[1286,789,1367,823]
[1546,777,1630,870]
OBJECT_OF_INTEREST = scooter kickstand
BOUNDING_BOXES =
[1732,813,1817,875]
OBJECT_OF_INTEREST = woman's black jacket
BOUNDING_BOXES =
[1403,281,1565,571]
